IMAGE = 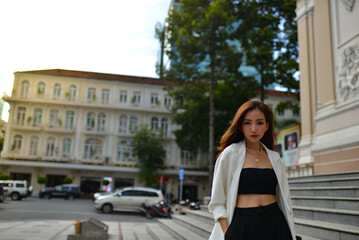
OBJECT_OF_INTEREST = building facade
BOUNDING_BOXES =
[296,0,359,174]
[0,69,209,200]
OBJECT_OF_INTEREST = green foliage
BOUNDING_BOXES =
[275,100,300,116]
[132,127,166,187]
[102,179,110,186]
[275,119,300,132]
[63,177,72,184]
[0,174,9,180]
[231,0,299,100]
[37,176,46,184]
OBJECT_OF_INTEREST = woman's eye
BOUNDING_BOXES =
[258,122,264,125]
[244,122,250,125]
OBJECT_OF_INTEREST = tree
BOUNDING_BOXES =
[63,177,72,184]
[162,0,245,191]
[231,0,299,100]
[132,127,166,187]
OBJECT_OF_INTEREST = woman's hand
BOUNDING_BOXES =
[218,218,229,235]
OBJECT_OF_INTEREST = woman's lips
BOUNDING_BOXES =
[250,135,258,138]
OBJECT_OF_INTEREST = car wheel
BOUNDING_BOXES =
[68,194,75,201]
[11,192,21,201]
[102,204,113,214]
[44,193,51,200]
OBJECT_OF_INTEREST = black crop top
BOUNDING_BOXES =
[237,168,278,195]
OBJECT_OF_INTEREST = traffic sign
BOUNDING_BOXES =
[179,168,184,180]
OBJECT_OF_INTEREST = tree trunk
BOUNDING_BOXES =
[260,65,265,102]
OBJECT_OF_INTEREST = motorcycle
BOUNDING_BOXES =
[140,201,172,219]
[189,200,201,210]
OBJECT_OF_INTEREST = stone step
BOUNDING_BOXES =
[293,205,359,227]
[295,218,359,240]
[183,208,214,225]
[289,171,359,182]
[290,186,359,198]
[158,219,207,240]
[146,222,175,240]
[292,196,359,211]
[172,214,212,238]
[289,177,359,188]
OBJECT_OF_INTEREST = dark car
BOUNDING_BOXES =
[39,184,81,200]
[0,184,4,203]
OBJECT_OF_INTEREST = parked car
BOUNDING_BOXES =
[0,180,29,200]
[93,187,125,201]
[94,186,163,214]
[0,183,4,203]
[39,184,81,200]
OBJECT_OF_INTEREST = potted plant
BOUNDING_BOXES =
[92,93,97,101]
[37,176,46,191]
[65,91,70,98]
[63,177,72,184]
[37,88,44,94]
[0,174,10,180]
[27,116,32,124]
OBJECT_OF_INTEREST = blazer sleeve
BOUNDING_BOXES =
[208,146,232,222]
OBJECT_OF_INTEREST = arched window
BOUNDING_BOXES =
[20,80,29,98]
[129,116,138,134]
[29,136,39,156]
[116,140,134,162]
[86,112,96,130]
[119,114,128,134]
[97,113,106,132]
[101,89,110,105]
[45,137,56,156]
[49,109,59,127]
[161,117,169,136]
[65,111,75,130]
[84,138,103,160]
[37,82,46,96]
[62,137,72,156]
[69,85,77,101]
[11,134,23,151]
[33,108,43,125]
[151,117,159,132]
[16,107,26,125]
[53,83,61,99]
[119,90,128,103]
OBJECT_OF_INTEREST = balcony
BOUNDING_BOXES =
[81,154,104,164]
[44,124,75,133]
[12,122,42,132]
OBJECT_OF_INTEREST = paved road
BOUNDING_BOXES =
[0,197,155,223]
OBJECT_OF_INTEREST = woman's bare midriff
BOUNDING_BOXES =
[236,194,277,208]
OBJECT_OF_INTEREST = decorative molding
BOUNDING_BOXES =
[341,0,356,11]
[337,43,359,103]
[295,0,314,23]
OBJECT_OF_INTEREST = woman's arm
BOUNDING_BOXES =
[218,218,229,234]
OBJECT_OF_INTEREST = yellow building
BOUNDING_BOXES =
[0,69,209,199]
[296,0,359,174]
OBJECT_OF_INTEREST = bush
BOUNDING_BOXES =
[0,174,9,180]
[63,177,73,184]
[102,180,110,186]
[37,176,46,185]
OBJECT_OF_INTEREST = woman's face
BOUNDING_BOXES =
[241,108,269,145]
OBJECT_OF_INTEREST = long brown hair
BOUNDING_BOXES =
[217,99,275,157]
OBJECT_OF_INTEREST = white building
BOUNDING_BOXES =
[0,69,209,200]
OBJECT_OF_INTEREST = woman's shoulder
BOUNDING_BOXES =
[218,141,245,158]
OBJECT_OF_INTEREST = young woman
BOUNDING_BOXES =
[208,99,300,240]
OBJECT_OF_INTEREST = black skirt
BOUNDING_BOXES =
[225,202,292,240]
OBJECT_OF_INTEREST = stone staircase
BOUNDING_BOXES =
[119,171,359,240]
[289,171,359,240]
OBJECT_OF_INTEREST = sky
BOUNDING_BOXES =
[0,0,171,121]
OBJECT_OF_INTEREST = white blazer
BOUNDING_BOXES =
[208,140,297,240]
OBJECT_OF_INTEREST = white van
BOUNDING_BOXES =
[0,180,29,200]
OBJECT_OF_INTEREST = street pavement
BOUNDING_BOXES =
[0,220,122,240]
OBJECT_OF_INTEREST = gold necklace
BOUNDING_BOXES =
[246,145,263,162]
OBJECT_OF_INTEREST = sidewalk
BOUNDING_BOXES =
[0,220,121,240]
